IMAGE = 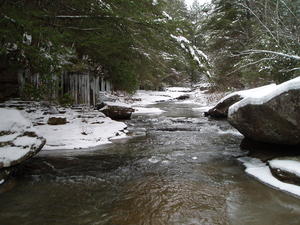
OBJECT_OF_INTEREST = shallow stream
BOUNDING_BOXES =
[1,102,300,225]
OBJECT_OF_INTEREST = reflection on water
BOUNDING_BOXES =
[0,103,300,225]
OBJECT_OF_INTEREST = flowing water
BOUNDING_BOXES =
[1,102,300,225]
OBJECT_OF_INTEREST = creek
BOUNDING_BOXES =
[0,102,300,225]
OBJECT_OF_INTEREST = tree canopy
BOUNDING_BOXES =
[0,0,209,92]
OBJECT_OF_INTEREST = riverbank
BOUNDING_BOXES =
[0,86,213,152]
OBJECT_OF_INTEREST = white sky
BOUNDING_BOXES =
[185,0,211,7]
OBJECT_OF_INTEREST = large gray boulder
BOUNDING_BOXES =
[205,84,276,118]
[228,77,300,146]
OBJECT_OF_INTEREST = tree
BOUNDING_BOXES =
[201,0,300,88]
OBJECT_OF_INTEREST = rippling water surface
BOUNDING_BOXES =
[1,102,300,225]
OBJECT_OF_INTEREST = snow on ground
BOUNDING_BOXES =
[131,89,187,106]
[269,159,300,177]
[0,85,213,152]
[239,157,300,198]
[0,108,44,167]
[192,106,212,112]
[165,87,192,92]
[25,107,127,150]
[0,108,31,132]
[229,76,300,116]
[131,87,211,107]
[133,107,166,115]
[104,101,132,108]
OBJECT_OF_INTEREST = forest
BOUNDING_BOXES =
[1,0,298,102]
[0,0,300,99]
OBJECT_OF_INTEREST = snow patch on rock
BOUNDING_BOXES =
[229,77,300,116]
[0,108,31,132]
[239,157,300,198]
[269,159,300,178]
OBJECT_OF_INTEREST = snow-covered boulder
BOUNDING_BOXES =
[205,84,276,118]
[100,102,135,120]
[229,77,300,146]
[0,109,46,169]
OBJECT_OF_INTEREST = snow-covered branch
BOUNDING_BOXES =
[238,2,279,44]
[227,57,273,75]
[279,67,300,73]
[241,50,300,61]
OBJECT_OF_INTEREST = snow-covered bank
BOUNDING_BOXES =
[0,86,212,152]
[26,107,127,150]
[0,108,45,168]
[103,86,212,116]
[100,88,200,116]
[0,102,128,151]
[239,157,300,198]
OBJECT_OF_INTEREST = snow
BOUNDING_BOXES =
[32,110,127,150]
[171,34,209,68]
[162,11,172,20]
[165,87,192,92]
[104,101,132,108]
[269,159,300,177]
[239,157,300,198]
[0,109,31,132]
[152,0,158,5]
[131,89,188,106]
[185,0,211,8]
[0,85,211,151]
[195,48,209,60]
[0,108,45,167]
[23,32,32,45]
[0,147,31,167]
[171,34,190,44]
[229,76,300,116]
[13,136,42,147]
[133,107,165,115]
[192,106,212,112]
[1,103,128,151]
[219,83,276,106]
[0,133,19,142]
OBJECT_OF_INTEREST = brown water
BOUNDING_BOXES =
[1,102,300,225]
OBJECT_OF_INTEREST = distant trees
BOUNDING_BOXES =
[198,0,300,88]
[0,0,209,95]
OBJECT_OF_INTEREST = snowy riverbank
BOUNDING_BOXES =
[0,86,211,152]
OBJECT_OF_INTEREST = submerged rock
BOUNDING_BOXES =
[229,77,300,146]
